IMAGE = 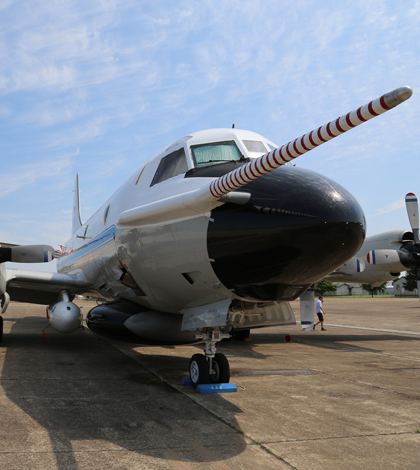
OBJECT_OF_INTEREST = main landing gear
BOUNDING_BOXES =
[189,329,231,386]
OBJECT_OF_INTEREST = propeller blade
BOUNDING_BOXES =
[405,193,420,244]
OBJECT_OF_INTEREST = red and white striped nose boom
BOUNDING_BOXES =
[209,86,413,198]
[117,86,412,227]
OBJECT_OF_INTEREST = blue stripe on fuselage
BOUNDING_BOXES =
[60,226,116,267]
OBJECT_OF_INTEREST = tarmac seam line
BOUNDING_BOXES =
[316,371,420,400]
[261,430,416,444]
[324,323,420,336]
[0,442,249,456]
[263,357,420,400]
[301,340,420,363]
[298,321,420,336]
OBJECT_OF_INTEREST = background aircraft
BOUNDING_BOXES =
[0,86,413,386]
[328,193,420,298]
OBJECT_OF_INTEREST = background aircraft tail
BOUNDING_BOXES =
[72,174,82,235]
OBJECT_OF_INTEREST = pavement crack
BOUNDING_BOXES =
[262,430,415,444]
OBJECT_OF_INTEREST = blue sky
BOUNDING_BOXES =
[1,0,419,272]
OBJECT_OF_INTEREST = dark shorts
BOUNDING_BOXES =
[316,312,324,322]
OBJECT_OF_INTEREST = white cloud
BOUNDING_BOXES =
[0,152,76,198]
[369,199,406,217]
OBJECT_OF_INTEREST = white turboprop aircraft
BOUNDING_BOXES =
[0,86,413,386]
[327,193,420,293]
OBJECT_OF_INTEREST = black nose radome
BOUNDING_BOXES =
[207,166,366,302]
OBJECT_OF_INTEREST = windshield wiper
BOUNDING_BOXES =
[206,156,248,163]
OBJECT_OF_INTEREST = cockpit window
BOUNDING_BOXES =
[150,148,188,186]
[191,141,243,168]
[243,140,267,157]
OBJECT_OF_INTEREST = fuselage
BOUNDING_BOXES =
[57,128,366,313]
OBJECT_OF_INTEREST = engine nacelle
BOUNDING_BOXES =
[366,249,406,272]
[48,297,82,334]
[360,230,414,254]
[0,245,55,263]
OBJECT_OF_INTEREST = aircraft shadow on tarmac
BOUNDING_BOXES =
[0,316,247,470]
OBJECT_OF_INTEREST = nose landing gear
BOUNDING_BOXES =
[189,329,231,386]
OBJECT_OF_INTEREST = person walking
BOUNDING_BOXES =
[313,296,326,331]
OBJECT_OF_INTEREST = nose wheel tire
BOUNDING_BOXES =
[210,353,230,383]
[189,354,210,385]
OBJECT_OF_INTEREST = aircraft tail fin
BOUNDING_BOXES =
[72,174,82,235]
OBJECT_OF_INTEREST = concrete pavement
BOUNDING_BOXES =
[0,297,419,469]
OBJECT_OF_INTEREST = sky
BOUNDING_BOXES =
[1,0,419,272]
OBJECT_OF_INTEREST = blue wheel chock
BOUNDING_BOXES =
[182,377,237,393]
[197,383,237,393]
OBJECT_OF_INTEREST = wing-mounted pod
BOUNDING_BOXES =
[117,86,413,228]
[47,290,82,334]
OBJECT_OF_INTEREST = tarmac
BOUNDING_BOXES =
[0,297,419,469]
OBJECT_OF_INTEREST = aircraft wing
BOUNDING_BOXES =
[5,268,93,305]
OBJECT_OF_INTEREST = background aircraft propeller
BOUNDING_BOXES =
[405,193,420,298]
[405,193,420,244]
[367,193,420,300]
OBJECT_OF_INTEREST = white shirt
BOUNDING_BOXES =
[316,299,323,313]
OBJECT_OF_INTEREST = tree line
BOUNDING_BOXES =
[315,272,417,296]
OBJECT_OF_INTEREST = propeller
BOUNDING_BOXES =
[367,193,420,300]
[405,193,419,244]
[405,193,420,298]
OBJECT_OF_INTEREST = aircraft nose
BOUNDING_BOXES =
[207,166,366,301]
